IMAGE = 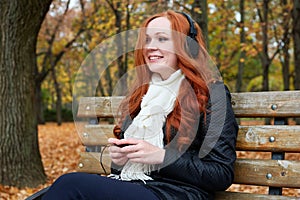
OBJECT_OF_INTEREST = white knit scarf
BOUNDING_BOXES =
[120,69,185,182]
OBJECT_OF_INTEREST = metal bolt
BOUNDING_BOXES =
[78,163,84,168]
[271,104,278,110]
[269,136,275,142]
[266,173,272,179]
[83,133,88,137]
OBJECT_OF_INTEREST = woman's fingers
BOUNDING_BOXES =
[108,145,129,166]
[107,138,138,147]
[108,138,165,164]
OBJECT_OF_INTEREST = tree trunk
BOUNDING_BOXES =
[34,58,50,124]
[293,0,300,90]
[292,0,300,125]
[106,0,127,95]
[192,0,209,49]
[103,49,113,96]
[236,0,245,92]
[280,0,291,91]
[0,0,52,187]
[36,82,45,124]
[52,67,62,126]
[255,0,280,91]
[262,0,270,91]
[115,2,126,95]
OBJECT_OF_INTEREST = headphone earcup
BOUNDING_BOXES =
[186,36,199,58]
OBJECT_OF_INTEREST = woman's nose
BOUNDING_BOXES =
[145,40,158,50]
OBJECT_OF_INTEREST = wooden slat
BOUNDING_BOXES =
[231,91,300,117]
[77,91,300,118]
[78,124,114,146]
[77,152,300,189]
[77,151,111,174]
[236,125,300,152]
[215,191,297,200]
[78,124,300,153]
[234,159,300,188]
[77,96,123,118]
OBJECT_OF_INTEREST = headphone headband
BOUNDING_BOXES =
[177,12,199,58]
[180,12,197,39]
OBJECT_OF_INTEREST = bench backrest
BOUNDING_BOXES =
[76,90,300,198]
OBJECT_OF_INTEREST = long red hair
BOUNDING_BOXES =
[117,10,214,147]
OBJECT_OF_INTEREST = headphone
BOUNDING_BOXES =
[179,12,199,58]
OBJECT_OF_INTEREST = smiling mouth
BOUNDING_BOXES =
[148,55,163,61]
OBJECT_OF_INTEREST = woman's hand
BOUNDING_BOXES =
[108,138,129,166]
[108,138,165,165]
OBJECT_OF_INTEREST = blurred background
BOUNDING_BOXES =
[35,0,300,124]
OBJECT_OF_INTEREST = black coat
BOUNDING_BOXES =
[111,83,238,200]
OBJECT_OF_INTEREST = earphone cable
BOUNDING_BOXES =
[99,144,110,176]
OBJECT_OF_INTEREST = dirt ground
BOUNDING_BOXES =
[0,122,299,199]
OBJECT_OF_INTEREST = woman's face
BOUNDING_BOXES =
[143,17,178,80]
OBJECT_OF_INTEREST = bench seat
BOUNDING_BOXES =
[76,91,300,199]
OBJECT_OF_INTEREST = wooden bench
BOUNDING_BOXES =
[74,90,300,199]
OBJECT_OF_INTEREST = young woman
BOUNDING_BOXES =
[42,10,238,200]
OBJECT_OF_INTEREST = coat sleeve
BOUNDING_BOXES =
[158,84,238,192]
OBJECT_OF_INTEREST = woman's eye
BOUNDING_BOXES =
[158,37,168,42]
[145,37,151,44]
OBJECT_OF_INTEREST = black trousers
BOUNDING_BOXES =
[42,172,159,200]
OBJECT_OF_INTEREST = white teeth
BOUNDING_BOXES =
[149,56,162,60]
